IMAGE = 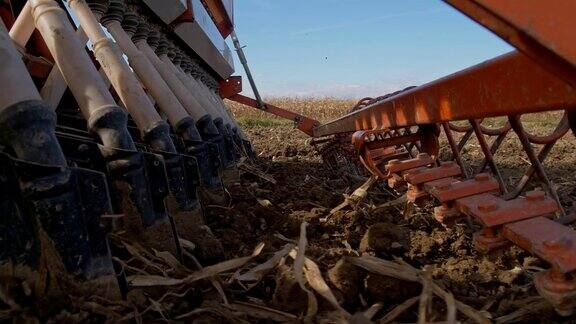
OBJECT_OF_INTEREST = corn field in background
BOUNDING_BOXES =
[226,97,357,125]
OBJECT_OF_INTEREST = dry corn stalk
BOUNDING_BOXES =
[128,243,265,287]
[329,175,378,215]
[345,256,490,324]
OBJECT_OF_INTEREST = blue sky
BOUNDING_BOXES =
[229,0,512,99]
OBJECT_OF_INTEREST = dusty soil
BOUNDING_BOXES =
[4,112,576,323]
[204,119,576,323]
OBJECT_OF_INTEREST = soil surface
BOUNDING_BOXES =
[202,120,576,323]
[4,113,576,323]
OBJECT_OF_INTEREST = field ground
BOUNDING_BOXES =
[216,98,576,322]
[8,98,576,323]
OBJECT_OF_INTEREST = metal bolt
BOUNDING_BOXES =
[417,153,429,159]
[475,173,490,182]
[526,190,545,202]
[478,200,498,212]
[369,134,376,142]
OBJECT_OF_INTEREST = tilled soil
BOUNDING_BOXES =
[4,120,576,323]
[198,124,576,323]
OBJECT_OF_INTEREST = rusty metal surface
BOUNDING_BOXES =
[422,177,459,193]
[535,270,576,316]
[457,191,557,227]
[314,52,576,137]
[386,153,434,174]
[441,123,468,178]
[473,228,510,253]
[219,75,242,99]
[509,115,564,214]
[442,115,568,204]
[353,130,420,153]
[348,129,432,179]
[429,173,499,203]
[404,162,461,186]
[503,217,576,274]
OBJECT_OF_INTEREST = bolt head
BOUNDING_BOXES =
[475,173,490,182]
[526,190,546,202]
[368,134,376,142]
[478,200,498,212]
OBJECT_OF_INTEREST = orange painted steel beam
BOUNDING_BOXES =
[228,94,319,137]
[444,0,576,87]
[314,51,576,137]
[219,76,242,99]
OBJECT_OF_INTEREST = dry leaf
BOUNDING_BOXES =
[179,239,196,251]
[346,256,489,324]
[237,243,293,282]
[257,199,272,207]
[293,222,318,322]
[289,249,348,316]
[238,162,277,184]
[128,243,265,287]
[228,301,298,322]
[329,176,378,215]
[417,270,433,324]
[127,275,184,287]
[379,297,419,323]
[445,292,457,324]
[121,241,166,275]
[153,250,181,269]
[363,303,383,320]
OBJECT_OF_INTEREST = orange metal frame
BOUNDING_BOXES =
[314,51,576,137]
[444,0,576,88]
[444,0,576,134]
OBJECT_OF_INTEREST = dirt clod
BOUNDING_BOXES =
[327,259,366,304]
[271,264,309,313]
[359,222,410,255]
[365,273,421,304]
